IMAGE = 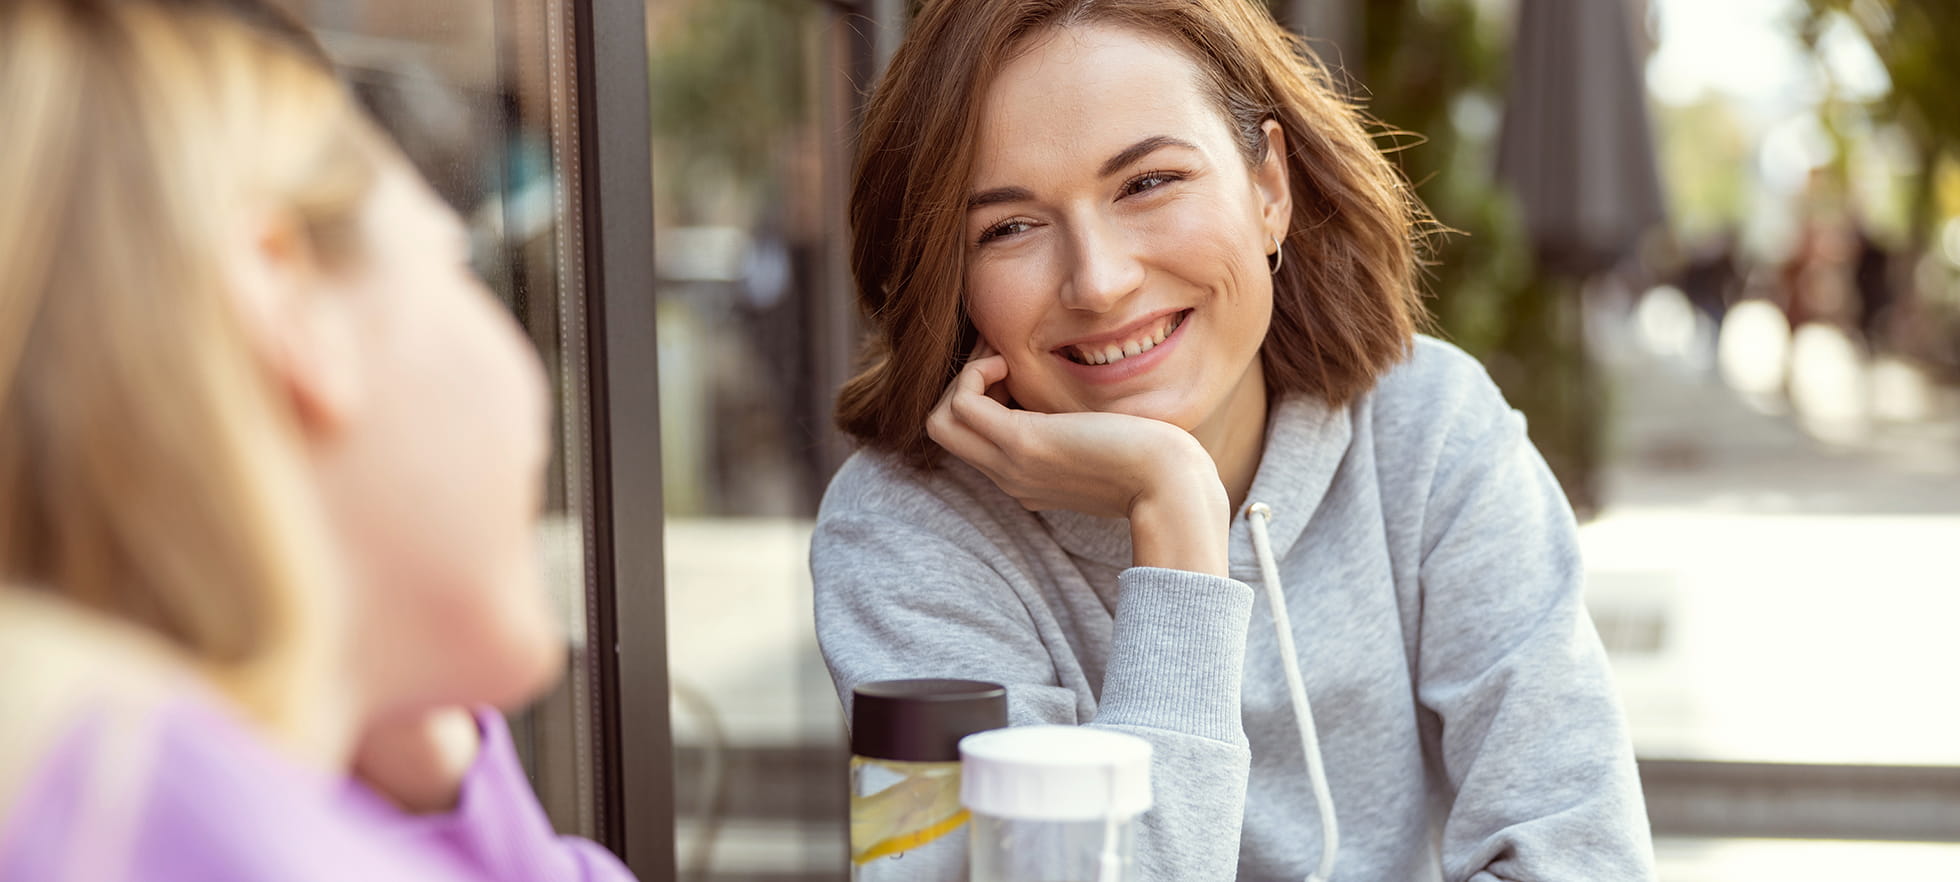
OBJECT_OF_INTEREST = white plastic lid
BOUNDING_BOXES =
[959,725,1152,821]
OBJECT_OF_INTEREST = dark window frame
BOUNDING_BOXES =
[573,0,672,875]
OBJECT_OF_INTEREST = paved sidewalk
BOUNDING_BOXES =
[1582,324,1960,765]
[1595,343,1960,517]
[1582,319,1960,875]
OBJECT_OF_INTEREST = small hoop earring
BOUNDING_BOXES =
[1268,234,1284,275]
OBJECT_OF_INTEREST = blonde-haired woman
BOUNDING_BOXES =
[0,2,634,879]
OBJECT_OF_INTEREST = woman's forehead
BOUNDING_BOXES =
[971,24,1226,185]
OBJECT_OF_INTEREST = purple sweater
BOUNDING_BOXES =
[0,698,634,882]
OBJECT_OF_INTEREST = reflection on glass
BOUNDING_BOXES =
[292,0,604,839]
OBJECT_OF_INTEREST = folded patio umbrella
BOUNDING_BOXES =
[1496,0,1667,277]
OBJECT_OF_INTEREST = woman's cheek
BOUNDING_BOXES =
[966,256,1043,345]
[966,258,1066,411]
[1146,199,1266,301]
[1139,194,1234,248]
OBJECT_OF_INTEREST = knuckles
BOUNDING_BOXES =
[948,392,990,426]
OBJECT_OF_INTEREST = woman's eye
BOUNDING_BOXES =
[1121,171,1183,197]
[978,219,1034,244]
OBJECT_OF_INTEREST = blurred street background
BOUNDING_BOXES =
[645,0,1960,879]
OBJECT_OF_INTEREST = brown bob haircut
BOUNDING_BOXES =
[836,0,1432,467]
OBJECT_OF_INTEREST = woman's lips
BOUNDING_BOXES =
[1052,308,1192,384]
[1051,307,1187,357]
[1057,310,1185,366]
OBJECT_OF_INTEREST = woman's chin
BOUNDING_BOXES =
[1088,389,1208,429]
[1018,381,1212,431]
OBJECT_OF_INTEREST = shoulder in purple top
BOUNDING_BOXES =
[0,696,634,882]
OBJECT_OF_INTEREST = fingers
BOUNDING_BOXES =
[949,356,1016,439]
[938,347,1005,407]
[958,353,1008,394]
[963,344,1013,405]
[928,404,1004,471]
[975,347,1012,406]
[929,356,1009,469]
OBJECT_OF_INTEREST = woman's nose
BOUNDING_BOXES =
[1059,217,1145,314]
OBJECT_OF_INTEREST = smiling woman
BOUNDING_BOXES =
[838,0,1427,472]
[814,1,1657,881]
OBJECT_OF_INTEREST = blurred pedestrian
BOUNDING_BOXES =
[1679,230,1742,327]
[0,2,632,880]
[1851,226,1895,352]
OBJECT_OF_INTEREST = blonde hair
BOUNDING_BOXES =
[0,0,381,752]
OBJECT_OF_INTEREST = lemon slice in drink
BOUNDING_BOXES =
[850,761,968,865]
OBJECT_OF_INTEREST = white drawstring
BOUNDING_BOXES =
[1246,502,1339,882]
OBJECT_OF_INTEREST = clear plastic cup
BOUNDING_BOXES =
[968,813,1140,882]
[960,726,1153,882]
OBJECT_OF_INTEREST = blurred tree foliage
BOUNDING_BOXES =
[1797,0,1960,375]
[1271,0,1604,514]
[647,0,815,223]
[1652,99,1756,242]
[1799,0,1960,250]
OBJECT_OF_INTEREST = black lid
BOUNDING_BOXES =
[851,679,1007,762]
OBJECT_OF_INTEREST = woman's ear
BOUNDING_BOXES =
[223,208,364,440]
[1254,119,1292,242]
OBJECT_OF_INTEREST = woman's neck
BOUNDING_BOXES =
[210,638,362,774]
[287,669,362,772]
[1193,363,1269,514]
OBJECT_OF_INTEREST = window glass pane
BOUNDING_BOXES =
[650,0,1960,873]
[649,0,857,876]
[293,0,606,839]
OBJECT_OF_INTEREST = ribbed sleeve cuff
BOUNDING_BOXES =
[1093,567,1254,744]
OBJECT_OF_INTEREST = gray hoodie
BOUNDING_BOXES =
[813,335,1656,881]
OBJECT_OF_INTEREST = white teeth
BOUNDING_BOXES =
[1067,311,1187,366]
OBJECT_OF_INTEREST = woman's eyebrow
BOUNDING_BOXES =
[967,185,1034,210]
[964,135,1199,211]
[1097,135,1197,177]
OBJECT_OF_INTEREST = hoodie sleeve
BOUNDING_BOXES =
[1414,398,1658,882]
[813,511,1256,882]
[399,709,636,882]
